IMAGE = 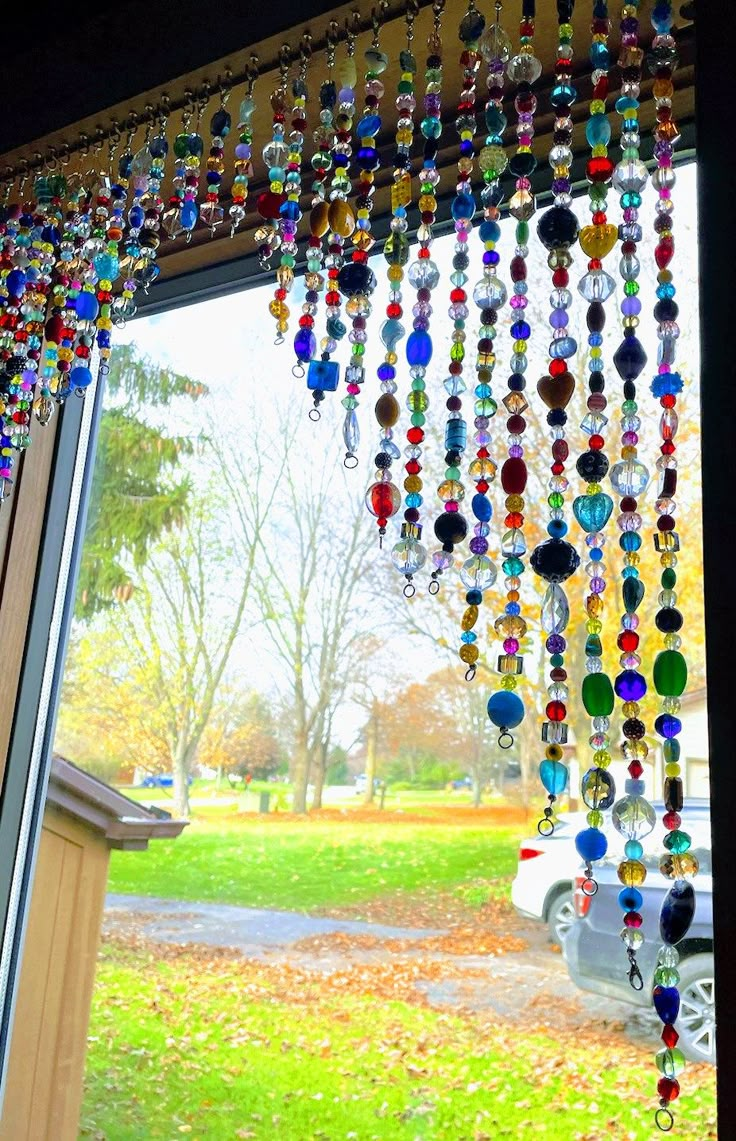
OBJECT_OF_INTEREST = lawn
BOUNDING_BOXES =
[81,941,717,1141]
[107,813,523,913]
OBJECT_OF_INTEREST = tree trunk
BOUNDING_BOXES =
[311,755,326,810]
[364,701,378,805]
[472,776,482,808]
[291,732,310,813]
[172,737,192,817]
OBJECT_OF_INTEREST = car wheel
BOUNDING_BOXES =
[675,953,716,1064]
[547,889,575,946]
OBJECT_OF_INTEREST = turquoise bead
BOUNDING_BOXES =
[585,113,611,147]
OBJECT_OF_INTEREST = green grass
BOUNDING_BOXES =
[81,944,717,1140]
[107,818,521,912]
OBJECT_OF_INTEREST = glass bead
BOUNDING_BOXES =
[460,554,498,592]
[660,881,695,945]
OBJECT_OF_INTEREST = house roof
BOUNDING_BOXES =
[47,755,188,851]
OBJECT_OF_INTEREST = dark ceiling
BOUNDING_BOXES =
[0,0,340,155]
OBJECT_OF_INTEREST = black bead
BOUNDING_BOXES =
[623,380,636,401]
[547,409,567,426]
[587,302,605,333]
[613,331,647,381]
[654,299,679,323]
[589,375,605,393]
[509,152,537,178]
[623,718,646,741]
[445,450,461,465]
[576,450,609,482]
[655,607,684,633]
[434,512,468,547]
[509,374,526,391]
[374,452,391,469]
[537,206,579,251]
[452,252,469,271]
[530,538,581,583]
[337,261,376,297]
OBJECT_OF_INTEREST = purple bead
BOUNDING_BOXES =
[469,536,489,554]
[425,95,441,114]
[509,444,524,458]
[413,317,429,331]
[654,141,674,160]
[550,308,569,329]
[590,576,606,593]
[510,294,527,308]
[621,16,639,33]
[546,634,566,654]
[338,87,354,103]
[552,178,571,196]
[475,416,490,429]
[622,296,642,316]
[235,143,251,159]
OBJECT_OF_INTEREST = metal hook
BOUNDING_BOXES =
[218,66,233,102]
[346,10,360,53]
[247,52,260,92]
[627,948,644,991]
[158,94,171,126]
[278,43,291,83]
[93,126,105,154]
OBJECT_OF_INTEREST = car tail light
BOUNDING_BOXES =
[519,845,544,861]
[574,873,592,919]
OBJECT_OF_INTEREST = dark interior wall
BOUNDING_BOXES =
[0,0,338,154]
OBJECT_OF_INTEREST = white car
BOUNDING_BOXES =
[510,810,587,945]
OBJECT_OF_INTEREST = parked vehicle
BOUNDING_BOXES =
[354,774,381,795]
[449,776,472,790]
[565,800,712,1063]
[511,810,587,945]
[139,773,193,789]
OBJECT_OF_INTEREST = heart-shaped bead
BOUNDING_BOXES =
[579,222,618,260]
[537,371,575,409]
[573,491,614,533]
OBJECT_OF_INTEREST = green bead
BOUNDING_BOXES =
[411,378,426,391]
[516,221,529,244]
[550,653,564,668]
[548,492,564,509]
[451,343,465,362]
[663,739,681,764]
[407,391,428,413]
[502,557,524,576]
[663,829,691,854]
[624,280,639,296]
[661,568,676,589]
[656,1047,685,1077]
[654,968,681,989]
[622,399,638,414]
[585,634,603,657]
[352,344,365,357]
[582,672,615,717]
[411,413,426,426]
[445,466,461,480]
[653,649,688,697]
[174,132,190,158]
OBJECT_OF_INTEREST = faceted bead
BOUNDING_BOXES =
[610,458,650,497]
[537,206,579,250]
[660,880,695,946]
[617,859,647,887]
[581,767,615,810]
[659,852,699,881]
[613,332,647,381]
[460,554,497,592]
[578,269,616,303]
[615,670,646,702]
[612,795,656,840]
[664,776,684,813]
[541,583,570,633]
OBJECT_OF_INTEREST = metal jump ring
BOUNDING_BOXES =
[537,818,555,838]
[428,578,440,595]
[498,730,514,750]
[344,453,359,469]
[464,666,477,682]
[655,1108,674,1133]
[308,407,321,422]
[403,580,416,598]
[292,364,305,378]
[582,877,598,897]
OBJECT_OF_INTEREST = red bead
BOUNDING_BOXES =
[551,439,569,461]
[657,515,675,532]
[655,239,674,269]
[618,630,639,652]
[508,414,526,434]
[623,911,642,928]
[661,393,677,408]
[387,303,402,318]
[552,267,569,288]
[549,358,567,377]
[406,459,420,475]
[476,480,489,493]
[550,667,567,682]
[450,288,467,303]
[589,434,605,450]
[628,760,644,779]
[661,440,676,455]
[477,447,489,459]
[663,811,681,830]
[546,701,566,722]
[621,496,637,512]
[657,1078,680,1102]
[662,1025,679,1048]
[586,156,614,183]
[407,427,424,444]
[501,457,528,494]
[551,462,564,475]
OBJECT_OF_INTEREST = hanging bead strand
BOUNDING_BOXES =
[646,4,692,1132]
[529,0,581,834]
[229,56,258,237]
[303,23,344,413]
[338,3,388,470]
[608,0,657,998]
[271,40,311,344]
[367,1,419,546]
[458,4,510,685]
[571,0,618,892]
[201,71,233,235]
[486,0,542,744]
[427,0,486,594]
[260,47,292,335]
[391,0,445,592]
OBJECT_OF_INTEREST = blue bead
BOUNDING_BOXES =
[653,986,680,1024]
[624,839,643,860]
[377,364,396,381]
[651,371,684,398]
[549,336,577,359]
[466,589,482,605]
[357,114,381,136]
[547,519,568,538]
[511,321,531,339]
[655,714,682,739]
[613,332,647,381]
[615,670,647,702]
[589,43,610,70]
[660,881,695,945]
[539,759,568,796]
[6,269,26,296]
[294,328,316,362]
[472,493,492,522]
[590,548,603,561]
[461,631,477,644]
[279,200,300,221]
[181,200,199,230]
[75,292,99,321]
[406,492,422,508]
[506,602,521,616]
[585,112,611,148]
[307,359,339,392]
[575,827,608,862]
[406,330,433,367]
[479,219,501,243]
[445,420,467,450]
[128,204,145,229]
[326,317,346,340]
[620,532,642,552]
[618,887,643,912]
[573,491,613,534]
[70,365,93,390]
[487,691,525,730]
[451,193,475,222]
[381,318,404,352]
